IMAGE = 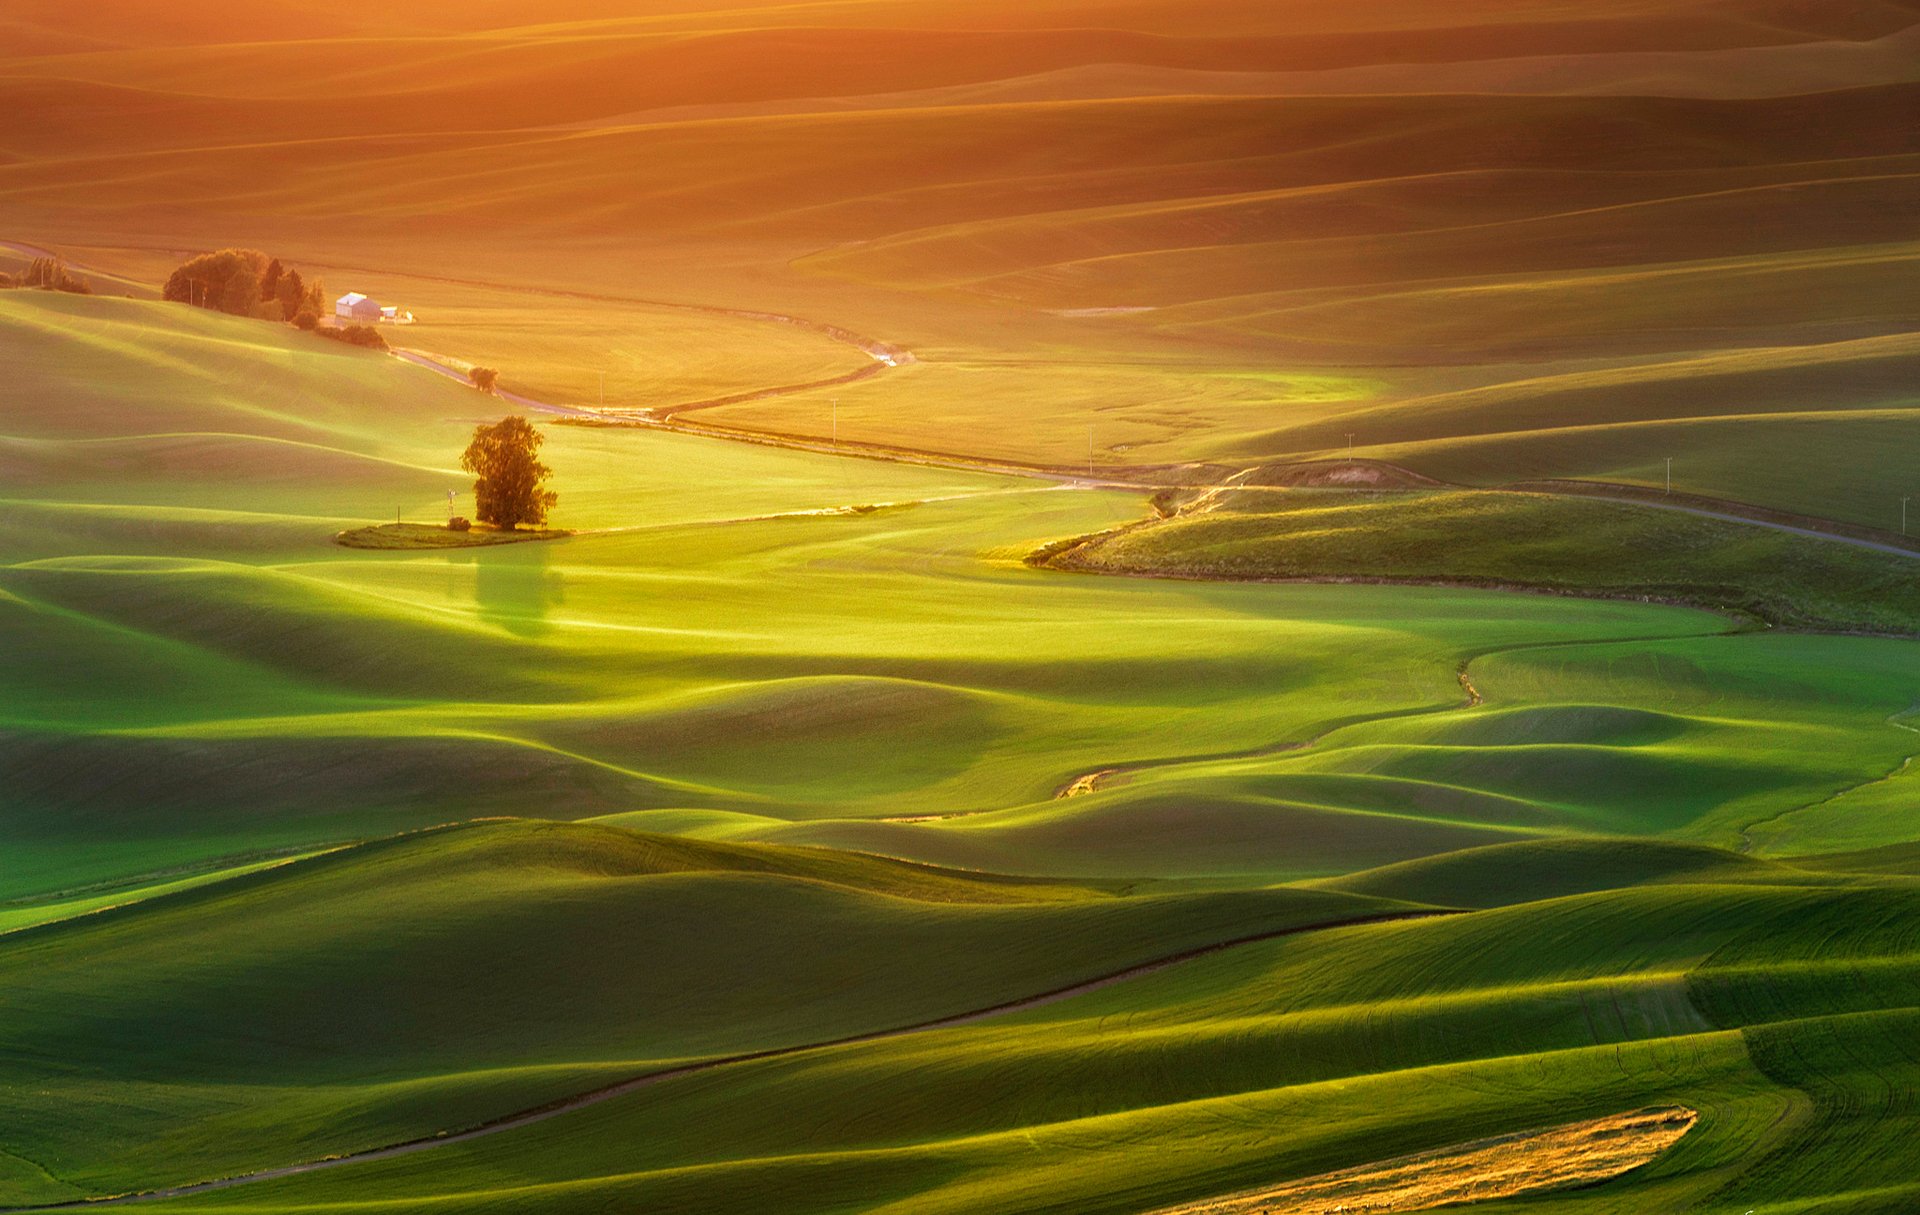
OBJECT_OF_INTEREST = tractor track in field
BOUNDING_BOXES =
[0,908,1461,1211]
[1031,622,1743,803]
[1736,704,1920,854]
[875,617,1746,820]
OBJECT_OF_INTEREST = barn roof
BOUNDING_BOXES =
[337,292,371,307]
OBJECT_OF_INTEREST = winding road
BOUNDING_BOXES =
[1,908,1458,1211]
[11,235,1917,564]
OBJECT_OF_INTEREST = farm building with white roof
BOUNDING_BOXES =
[335,292,381,323]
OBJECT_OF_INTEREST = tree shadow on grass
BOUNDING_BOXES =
[460,541,566,638]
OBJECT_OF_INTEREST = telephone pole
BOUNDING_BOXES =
[1664,457,1673,496]
[1904,496,1911,537]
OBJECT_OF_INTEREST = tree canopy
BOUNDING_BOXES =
[164,248,321,319]
[469,367,500,394]
[277,268,306,319]
[459,416,556,531]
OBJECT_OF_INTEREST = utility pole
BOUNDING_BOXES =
[598,370,604,410]
[1088,425,1095,479]
[1904,496,1911,537]
[1665,457,1673,496]
[832,398,839,447]
[1346,433,1354,461]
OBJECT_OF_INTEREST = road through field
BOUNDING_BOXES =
[0,909,1458,1211]
[1534,490,1920,561]
[17,233,1913,561]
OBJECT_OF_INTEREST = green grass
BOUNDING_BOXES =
[1046,487,1920,634]
[93,865,1920,1215]
[4,286,1920,1210]
[0,817,1398,1204]
[9,5,1920,1208]
[334,522,571,549]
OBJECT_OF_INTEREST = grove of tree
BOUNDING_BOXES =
[4,257,92,294]
[164,249,322,319]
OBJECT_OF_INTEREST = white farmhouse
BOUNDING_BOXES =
[335,292,381,323]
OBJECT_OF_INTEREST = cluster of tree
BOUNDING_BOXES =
[313,323,389,352]
[0,257,92,294]
[468,367,499,394]
[163,249,322,322]
[460,416,556,530]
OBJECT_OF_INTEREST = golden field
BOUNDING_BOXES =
[2,0,1914,518]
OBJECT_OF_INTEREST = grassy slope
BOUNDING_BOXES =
[2,301,1912,1213]
[99,859,1920,1215]
[27,296,1898,893]
[5,296,1915,901]
[4,5,1920,1207]
[0,817,1398,1203]
[1047,488,1920,633]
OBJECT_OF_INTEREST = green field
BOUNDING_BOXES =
[1,288,1918,1211]
[1044,487,1920,633]
[5,1,1920,1206]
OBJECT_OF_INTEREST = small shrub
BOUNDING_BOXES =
[312,323,389,352]
[447,516,472,532]
[468,367,500,394]
[292,310,319,331]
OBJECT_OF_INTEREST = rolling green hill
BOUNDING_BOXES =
[5,1,1920,1208]
[1042,487,1920,633]
[39,854,1911,1215]
[2,275,1918,1214]
[0,817,1401,1204]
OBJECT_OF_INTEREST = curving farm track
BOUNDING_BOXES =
[0,908,1458,1211]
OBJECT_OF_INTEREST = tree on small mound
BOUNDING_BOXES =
[460,416,556,531]
[469,367,500,394]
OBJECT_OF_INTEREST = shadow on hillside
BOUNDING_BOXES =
[461,542,565,638]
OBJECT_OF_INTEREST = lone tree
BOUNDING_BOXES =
[468,366,500,394]
[460,416,556,530]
